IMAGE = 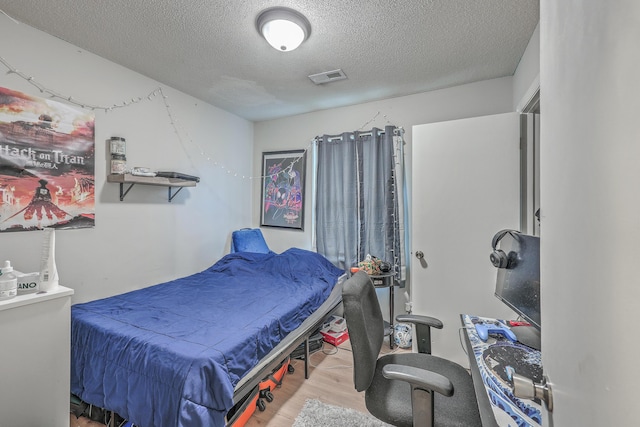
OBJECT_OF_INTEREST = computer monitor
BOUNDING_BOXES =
[493,231,541,349]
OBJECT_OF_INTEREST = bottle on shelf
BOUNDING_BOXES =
[0,260,18,300]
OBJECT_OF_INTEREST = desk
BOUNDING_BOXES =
[370,273,396,349]
[460,314,543,427]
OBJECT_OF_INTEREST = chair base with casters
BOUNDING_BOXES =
[342,271,481,427]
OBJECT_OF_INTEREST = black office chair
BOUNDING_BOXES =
[342,271,481,427]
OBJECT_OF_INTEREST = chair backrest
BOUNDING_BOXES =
[342,271,385,392]
[230,228,271,254]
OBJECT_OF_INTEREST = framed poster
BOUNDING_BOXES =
[0,86,95,232]
[260,149,306,230]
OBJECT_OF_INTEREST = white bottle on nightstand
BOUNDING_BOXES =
[0,260,18,300]
[39,228,59,292]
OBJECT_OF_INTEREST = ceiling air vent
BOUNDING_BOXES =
[308,69,348,85]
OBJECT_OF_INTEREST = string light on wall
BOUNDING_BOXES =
[0,9,401,184]
[0,55,164,112]
[0,50,403,184]
[0,52,302,181]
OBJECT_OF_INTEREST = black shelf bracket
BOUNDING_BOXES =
[119,183,135,201]
[168,187,185,202]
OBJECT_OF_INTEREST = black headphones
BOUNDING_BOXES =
[490,229,520,269]
[379,261,392,273]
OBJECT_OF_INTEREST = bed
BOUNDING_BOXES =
[70,247,344,427]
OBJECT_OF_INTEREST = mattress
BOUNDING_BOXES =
[70,248,343,427]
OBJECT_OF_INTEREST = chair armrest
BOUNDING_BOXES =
[395,314,443,354]
[396,314,443,329]
[382,364,454,397]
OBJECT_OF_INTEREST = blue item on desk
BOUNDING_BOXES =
[462,314,542,426]
[475,320,518,342]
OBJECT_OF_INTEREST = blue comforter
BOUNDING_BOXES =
[70,248,343,427]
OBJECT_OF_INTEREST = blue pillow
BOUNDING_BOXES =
[231,228,271,254]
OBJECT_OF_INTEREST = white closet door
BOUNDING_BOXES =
[411,112,520,367]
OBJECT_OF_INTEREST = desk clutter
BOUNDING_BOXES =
[462,314,543,426]
[474,318,517,342]
[350,254,392,276]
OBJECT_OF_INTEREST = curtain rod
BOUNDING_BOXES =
[325,130,384,142]
[322,127,404,142]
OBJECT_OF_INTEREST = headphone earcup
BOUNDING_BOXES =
[490,249,509,268]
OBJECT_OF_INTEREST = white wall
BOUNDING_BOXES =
[541,2,640,425]
[0,21,254,303]
[0,14,540,310]
[254,21,541,267]
[254,77,516,252]
[254,77,517,321]
[513,21,540,111]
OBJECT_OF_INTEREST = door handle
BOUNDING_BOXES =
[511,372,554,412]
[414,251,427,268]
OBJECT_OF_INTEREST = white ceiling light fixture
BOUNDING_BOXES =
[256,7,311,52]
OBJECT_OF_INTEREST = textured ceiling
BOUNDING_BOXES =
[0,0,539,122]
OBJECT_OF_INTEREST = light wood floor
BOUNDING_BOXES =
[247,341,362,426]
[246,339,407,426]
[70,340,407,427]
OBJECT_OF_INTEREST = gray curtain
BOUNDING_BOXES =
[316,125,405,280]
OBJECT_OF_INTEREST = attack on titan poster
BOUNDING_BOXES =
[0,86,95,232]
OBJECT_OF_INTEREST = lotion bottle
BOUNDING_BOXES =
[39,228,59,292]
[0,260,18,300]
